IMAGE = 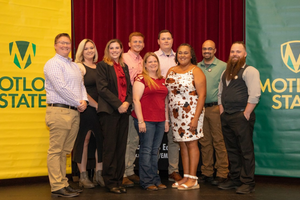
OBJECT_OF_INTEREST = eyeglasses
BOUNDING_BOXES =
[202,47,214,51]
[56,41,71,45]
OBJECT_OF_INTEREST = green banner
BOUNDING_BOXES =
[246,0,300,177]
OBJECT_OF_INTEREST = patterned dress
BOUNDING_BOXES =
[165,68,204,142]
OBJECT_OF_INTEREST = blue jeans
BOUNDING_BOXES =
[134,119,165,189]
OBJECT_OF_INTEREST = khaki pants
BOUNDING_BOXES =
[167,126,180,174]
[45,106,80,191]
[124,115,139,177]
[199,105,228,178]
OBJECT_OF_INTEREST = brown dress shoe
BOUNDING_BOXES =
[157,184,167,190]
[146,185,158,191]
[122,177,134,188]
[127,174,140,184]
[169,172,182,182]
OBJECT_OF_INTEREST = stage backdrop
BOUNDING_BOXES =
[246,0,300,177]
[0,0,71,179]
[72,0,244,63]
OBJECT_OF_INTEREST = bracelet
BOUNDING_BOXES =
[138,121,144,124]
[165,120,170,122]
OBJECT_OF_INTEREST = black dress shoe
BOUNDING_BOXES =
[109,187,122,194]
[51,187,79,197]
[198,174,214,183]
[218,179,240,190]
[211,177,227,186]
[119,186,127,193]
[65,185,83,193]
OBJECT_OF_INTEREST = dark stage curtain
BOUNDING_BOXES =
[72,0,244,67]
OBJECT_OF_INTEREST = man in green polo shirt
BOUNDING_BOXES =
[197,40,229,186]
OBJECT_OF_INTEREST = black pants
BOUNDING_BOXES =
[98,111,129,189]
[221,111,255,186]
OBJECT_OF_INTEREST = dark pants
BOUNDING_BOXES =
[220,111,255,186]
[98,111,129,189]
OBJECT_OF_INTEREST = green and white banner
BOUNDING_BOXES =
[246,0,300,177]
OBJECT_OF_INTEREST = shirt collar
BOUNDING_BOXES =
[157,48,175,57]
[199,57,218,68]
[128,49,142,60]
[55,53,72,62]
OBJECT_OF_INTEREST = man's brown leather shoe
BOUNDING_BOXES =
[122,177,134,187]
[146,185,158,191]
[168,172,182,182]
[127,174,140,184]
[157,184,167,190]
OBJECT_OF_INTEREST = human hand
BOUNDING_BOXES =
[77,100,87,112]
[189,118,198,133]
[118,102,129,113]
[243,112,250,121]
[138,122,146,133]
[165,121,170,132]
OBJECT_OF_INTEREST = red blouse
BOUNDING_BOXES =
[132,74,168,122]
[113,62,127,102]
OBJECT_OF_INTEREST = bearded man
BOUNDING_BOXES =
[217,41,261,194]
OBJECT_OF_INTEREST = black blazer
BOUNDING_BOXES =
[96,61,132,114]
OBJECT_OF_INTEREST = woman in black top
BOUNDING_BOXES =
[73,39,104,188]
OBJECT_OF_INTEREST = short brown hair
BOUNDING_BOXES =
[158,30,173,39]
[54,33,71,44]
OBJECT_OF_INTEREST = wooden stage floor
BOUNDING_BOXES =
[1,174,299,200]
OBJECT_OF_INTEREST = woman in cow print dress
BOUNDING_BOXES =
[165,43,206,190]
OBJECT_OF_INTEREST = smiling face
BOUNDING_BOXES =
[158,32,173,53]
[202,40,216,62]
[176,45,192,66]
[229,43,247,63]
[109,42,122,62]
[145,55,159,74]
[83,41,95,61]
[54,36,71,58]
[129,36,144,54]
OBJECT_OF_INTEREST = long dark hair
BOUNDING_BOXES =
[175,43,197,65]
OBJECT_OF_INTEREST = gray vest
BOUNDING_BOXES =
[221,65,249,114]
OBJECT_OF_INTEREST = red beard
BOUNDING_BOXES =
[225,56,246,81]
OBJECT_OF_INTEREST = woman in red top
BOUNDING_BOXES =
[132,52,169,191]
[96,39,132,194]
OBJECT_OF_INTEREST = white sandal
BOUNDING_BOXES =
[178,175,200,190]
[172,174,189,188]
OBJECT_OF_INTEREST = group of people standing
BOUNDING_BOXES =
[44,30,261,198]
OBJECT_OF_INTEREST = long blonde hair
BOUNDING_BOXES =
[103,39,125,67]
[75,39,98,63]
[142,52,163,90]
